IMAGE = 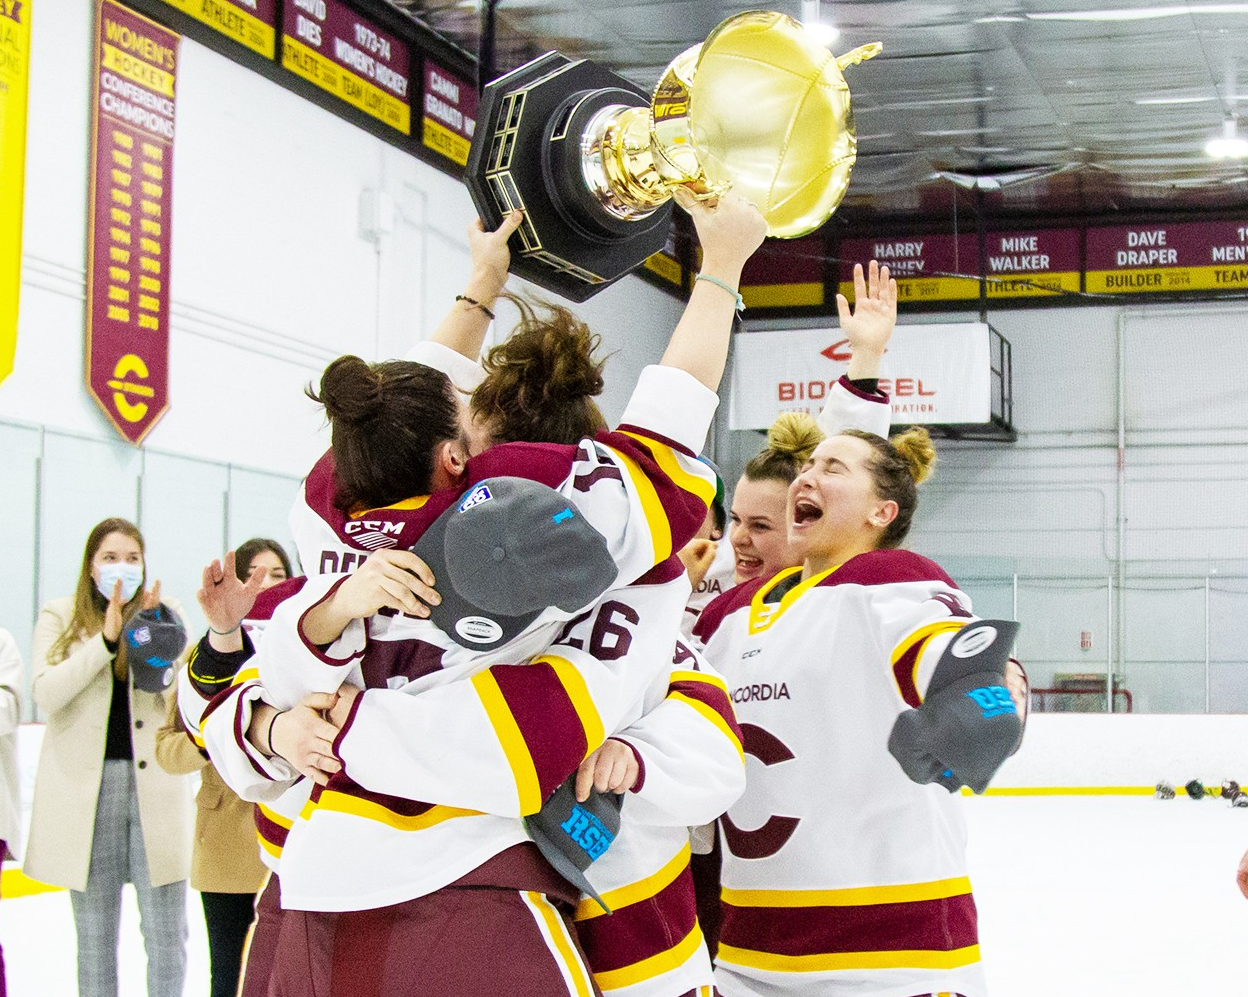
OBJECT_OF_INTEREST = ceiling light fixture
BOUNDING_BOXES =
[1028,4,1248,20]
[1206,119,1248,159]
[800,0,840,46]
[1134,95,1218,106]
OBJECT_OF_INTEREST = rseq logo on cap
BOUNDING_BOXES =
[458,484,493,513]
[129,626,152,647]
[559,804,614,861]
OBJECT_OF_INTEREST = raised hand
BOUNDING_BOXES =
[466,209,525,302]
[198,551,266,638]
[836,260,897,380]
[679,189,768,278]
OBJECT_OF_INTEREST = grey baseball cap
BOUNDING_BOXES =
[525,775,623,914]
[123,604,186,693]
[411,477,618,651]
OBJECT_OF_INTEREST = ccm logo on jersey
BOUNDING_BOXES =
[343,520,404,550]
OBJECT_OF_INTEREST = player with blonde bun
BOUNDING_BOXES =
[694,422,1019,997]
[727,261,895,586]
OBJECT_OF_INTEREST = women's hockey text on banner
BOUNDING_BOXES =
[87,0,180,444]
[0,0,32,385]
[728,324,992,430]
[281,0,411,135]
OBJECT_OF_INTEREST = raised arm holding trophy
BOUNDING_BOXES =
[466,9,880,300]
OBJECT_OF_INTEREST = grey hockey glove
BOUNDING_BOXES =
[888,620,1022,795]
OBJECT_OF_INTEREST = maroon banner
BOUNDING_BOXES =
[87,0,179,444]
[281,0,411,134]
[984,228,1081,298]
[838,233,979,303]
[421,60,477,168]
[1087,221,1248,294]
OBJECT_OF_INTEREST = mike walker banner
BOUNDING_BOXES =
[0,0,32,386]
[728,324,992,431]
[87,0,180,444]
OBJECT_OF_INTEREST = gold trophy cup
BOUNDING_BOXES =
[466,10,880,301]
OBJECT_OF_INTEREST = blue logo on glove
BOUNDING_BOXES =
[559,804,615,860]
[966,685,1016,719]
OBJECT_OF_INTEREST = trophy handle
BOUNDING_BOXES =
[836,42,883,71]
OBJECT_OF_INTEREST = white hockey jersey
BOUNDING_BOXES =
[694,550,989,997]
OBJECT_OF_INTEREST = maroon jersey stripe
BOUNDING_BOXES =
[576,865,698,974]
[490,662,591,802]
[720,891,979,958]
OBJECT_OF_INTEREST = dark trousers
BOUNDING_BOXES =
[201,890,258,997]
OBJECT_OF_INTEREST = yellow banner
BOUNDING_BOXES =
[162,0,275,57]
[840,276,981,303]
[422,116,470,166]
[0,0,32,384]
[103,41,176,97]
[1087,264,1248,295]
[985,271,1081,298]
[743,281,823,308]
[283,36,410,135]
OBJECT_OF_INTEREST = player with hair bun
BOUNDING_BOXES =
[694,423,1023,997]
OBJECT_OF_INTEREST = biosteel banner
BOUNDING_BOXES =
[0,0,32,385]
[728,323,993,430]
[87,0,180,443]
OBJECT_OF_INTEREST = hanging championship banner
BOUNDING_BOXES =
[728,323,992,430]
[984,228,1081,298]
[1086,222,1248,294]
[421,60,476,167]
[839,234,980,303]
[160,0,275,58]
[87,0,180,444]
[281,0,411,135]
[0,0,32,385]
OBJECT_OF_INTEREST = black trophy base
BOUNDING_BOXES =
[466,53,673,303]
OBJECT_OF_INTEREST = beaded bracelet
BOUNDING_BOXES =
[455,294,496,321]
[695,273,744,312]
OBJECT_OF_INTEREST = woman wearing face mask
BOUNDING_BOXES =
[26,518,192,997]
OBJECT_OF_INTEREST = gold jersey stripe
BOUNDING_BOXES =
[670,692,744,762]
[591,922,705,991]
[471,669,543,815]
[542,654,605,761]
[618,430,717,507]
[525,891,595,997]
[606,444,671,565]
[669,669,730,696]
[301,791,479,832]
[573,843,691,922]
[721,876,972,908]
[716,942,981,973]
